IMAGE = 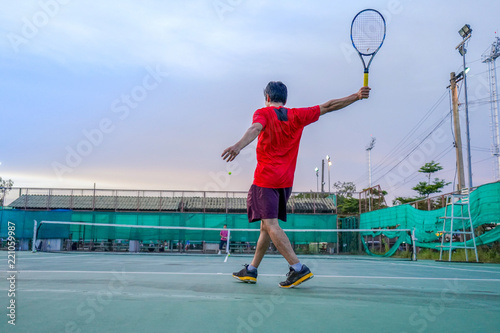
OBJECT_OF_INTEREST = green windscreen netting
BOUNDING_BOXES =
[359,182,500,251]
[2,181,498,256]
[0,210,337,244]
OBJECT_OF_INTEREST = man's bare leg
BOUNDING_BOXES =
[234,218,312,287]
[250,222,271,268]
[260,218,299,265]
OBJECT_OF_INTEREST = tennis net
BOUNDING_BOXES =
[31,220,416,259]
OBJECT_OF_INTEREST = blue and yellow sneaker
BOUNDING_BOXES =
[232,264,257,284]
[279,264,313,288]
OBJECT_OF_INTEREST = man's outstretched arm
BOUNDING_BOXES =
[319,86,370,116]
[221,122,263,162]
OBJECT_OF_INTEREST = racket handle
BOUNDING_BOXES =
[363,72,369,87]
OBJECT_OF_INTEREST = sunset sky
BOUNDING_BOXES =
[2,0,499,203]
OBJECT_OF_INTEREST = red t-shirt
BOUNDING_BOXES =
[252,105,320,188]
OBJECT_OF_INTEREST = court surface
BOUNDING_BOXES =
[1,252,499,333]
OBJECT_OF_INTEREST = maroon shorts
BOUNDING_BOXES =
[247,184,292,223]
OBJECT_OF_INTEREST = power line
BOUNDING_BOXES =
[473,156,495,165]
[397,154,493,190]
[354,90,449,186]
[466,68,491,77]
[389,144,454,193]
[371,112,452,185]
[372,91,448,173]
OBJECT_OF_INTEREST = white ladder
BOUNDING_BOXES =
[438,189,478,262]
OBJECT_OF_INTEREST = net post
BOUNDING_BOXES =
[32,220,38,253]
[225,229,231,254]
[336,216,339,254]
[411,228,417,261]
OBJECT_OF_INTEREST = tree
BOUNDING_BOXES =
[412,161,450,198]
[393,196,422,206]
[340,197,360,215]
[333,182,359,215]
[332,181,356,198]
[419,161,442,183]
[0,177,14,207]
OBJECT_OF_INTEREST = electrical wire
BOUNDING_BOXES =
[354,53,499,190]
[371,112,452,185]
[389,144,454,193]
[354,90,450,187]
[371,91,448,173]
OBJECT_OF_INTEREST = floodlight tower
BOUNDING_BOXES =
[456,24,473,188]
[315,167,319,193]
[366,137,376,211]
[366,137,376,188]
[326,155,332,194]
[481,36,500,181]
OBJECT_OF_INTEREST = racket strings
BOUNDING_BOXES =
[351,12,385,55]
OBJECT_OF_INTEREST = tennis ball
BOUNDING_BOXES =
[228,172,232,175]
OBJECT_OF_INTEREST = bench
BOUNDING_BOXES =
[203,242,220,253]
[229,242,253,254]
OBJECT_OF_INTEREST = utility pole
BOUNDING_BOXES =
[450,72,466,190]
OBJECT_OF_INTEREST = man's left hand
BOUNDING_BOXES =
[221,145,240,162]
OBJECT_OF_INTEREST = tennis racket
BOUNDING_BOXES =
[350,9,386,87]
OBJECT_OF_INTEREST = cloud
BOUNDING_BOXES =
[1,0,499,198]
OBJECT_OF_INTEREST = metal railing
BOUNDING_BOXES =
[399,186,478,211]
[3,187,336,214]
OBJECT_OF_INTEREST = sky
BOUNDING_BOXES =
[1,0,500,204]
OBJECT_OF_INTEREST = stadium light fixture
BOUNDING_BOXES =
[455,67,470,81]
[458,45,466,56]
[458,24,472,38]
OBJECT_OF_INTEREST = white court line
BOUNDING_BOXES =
[384,261,500,275]
[4,270,500,282]
[13,254,96,260]
[311,275,500,282]
[354,259,500,274]
[344,259,500,274]
[2,289,240,300]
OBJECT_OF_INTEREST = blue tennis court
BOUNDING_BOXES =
[1,252,499,332]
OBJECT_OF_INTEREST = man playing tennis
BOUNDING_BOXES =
[222,81,370,288]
